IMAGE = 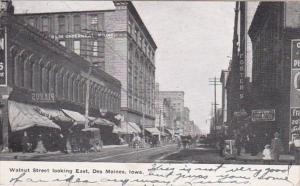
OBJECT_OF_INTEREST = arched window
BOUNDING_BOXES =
[63,72,69,99]
[17,53,26,87]
[68,74,74,101]
[58,15,65,33]
[41,16,49,33]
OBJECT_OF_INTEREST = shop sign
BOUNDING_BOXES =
[0,27,7,86]
[31,93,55,103]
[251,109,275,122]
[290,108,300,134]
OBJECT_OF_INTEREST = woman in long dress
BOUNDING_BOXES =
[34,134,47,153]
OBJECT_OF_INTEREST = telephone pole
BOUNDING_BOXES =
[209,77,221,134]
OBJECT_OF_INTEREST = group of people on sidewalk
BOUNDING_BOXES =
[217,131,286,163]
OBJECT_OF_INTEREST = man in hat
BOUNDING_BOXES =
[271,132,283,162]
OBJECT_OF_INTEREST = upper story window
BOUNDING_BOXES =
[134,27,138,41]
[92,41,98,57]
[28,17,35,27]
[139,36,143,47]
[74,40,80,55]
[128,20,132,34]
[73,15,81,33]
[58,15,65,33]
[41,16,49,32]
[90,14,98,30]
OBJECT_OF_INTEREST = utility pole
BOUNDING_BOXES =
[209,77,221,134]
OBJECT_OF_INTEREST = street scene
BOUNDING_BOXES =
[0,1,300,165]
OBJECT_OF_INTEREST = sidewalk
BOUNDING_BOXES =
[0,144,130,161]
[236,152,295,163]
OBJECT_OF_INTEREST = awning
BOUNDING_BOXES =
[113,122,138,134]
[92,117,114,126]
[112,124,127,134]
[165,128,173,136]
[145,127,160,135]
[128,122,141,133]
[34,107,72,123]
[8,101,61,132]
[62,109,86,125]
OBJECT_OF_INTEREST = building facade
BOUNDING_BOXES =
[0,9,121,149]
[17,1,157,130]
[226,2,258,134]
[249,2,300,151]
[159,91,184,134]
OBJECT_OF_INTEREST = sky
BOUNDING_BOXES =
[13,1,235,134]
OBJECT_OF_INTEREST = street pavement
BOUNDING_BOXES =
[0,143,296,164]
[0,144,178,163]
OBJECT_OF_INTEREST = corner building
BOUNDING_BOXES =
[17,1,157,128]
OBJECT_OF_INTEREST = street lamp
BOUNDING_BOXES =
[84,62,101,128]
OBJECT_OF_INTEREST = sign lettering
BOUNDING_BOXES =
[31,93,56,103]
[251,109,275,122]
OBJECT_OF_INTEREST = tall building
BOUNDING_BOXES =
[220,70,229,126]
[0,6,121,149]
[17,1,157,128]
[183,107,190,122]
[159,91,184,134]
[249,2,300,151]
[226,2,258,133]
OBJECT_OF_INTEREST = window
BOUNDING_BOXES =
[128,20,132,34]
[28,17,35,27]
[134,27,138,41]
[41,17,49,32]
[92,41,98,57]
[73,15,81,33]
[90,14,98,30]
[59,40,66,47]
[58,15,65,33]
[74,40,80,55]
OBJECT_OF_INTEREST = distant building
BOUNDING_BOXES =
[17,1,157,128]
[183,107,190,122]
[159,91,184,134]
[220,70,229,125]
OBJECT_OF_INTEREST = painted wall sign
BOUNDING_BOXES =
[31,93,56,103]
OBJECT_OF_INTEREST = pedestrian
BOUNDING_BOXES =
[21,131,30,153]
[59,134,67,153]
[262,144,272,164]
[271,132,283,162]
[34,134,47,153]
[234,132,242,156]
[219,134,225,157]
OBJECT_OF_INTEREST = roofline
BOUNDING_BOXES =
[15,9,115,16]
[125,1,157,50]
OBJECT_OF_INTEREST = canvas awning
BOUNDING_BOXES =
[114,122,138,134]
[128,122,141,133]
[165,128,173,136]
[62,109,86,125]
[92,117,114,126]
[8,101,61,132]
[34,107,72,123]
[145,127,160,135]
[112,124,127,134]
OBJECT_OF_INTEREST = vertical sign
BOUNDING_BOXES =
[0,26,6,86]
[239,54,245,100]
[290,39,300,141]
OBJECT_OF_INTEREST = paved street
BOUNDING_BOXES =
[0,144,178,163]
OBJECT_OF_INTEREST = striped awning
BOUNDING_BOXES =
[8,101,61,132]
[62,109,86,125]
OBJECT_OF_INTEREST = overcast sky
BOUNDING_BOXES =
[13,1,235,134]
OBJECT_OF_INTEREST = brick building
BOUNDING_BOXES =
[226,2,258,134]
[249,2,300,151]
[0,7,121,150]
[16,1,157,130]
